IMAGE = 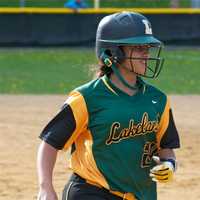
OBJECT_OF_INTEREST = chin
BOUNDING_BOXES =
[137,67,146,76]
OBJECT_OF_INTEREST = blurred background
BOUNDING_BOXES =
[0,0,197,8]
[0,0,199,93]
[0,1,200,200]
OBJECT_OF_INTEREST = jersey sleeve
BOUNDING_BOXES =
[39,91,88,150]
[156,97,180,149]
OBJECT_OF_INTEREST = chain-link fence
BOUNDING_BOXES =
[0,0,193,8]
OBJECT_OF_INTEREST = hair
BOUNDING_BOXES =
[96,61,113,78]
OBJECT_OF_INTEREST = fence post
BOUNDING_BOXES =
[94,0,100,8]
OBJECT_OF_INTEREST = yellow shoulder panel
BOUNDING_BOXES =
[63,91,88,150]
[156,97,170,149]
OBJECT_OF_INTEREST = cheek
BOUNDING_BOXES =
[131,60,147,73]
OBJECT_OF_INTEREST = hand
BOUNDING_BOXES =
[37,187,58,200]
[149,156,175,183]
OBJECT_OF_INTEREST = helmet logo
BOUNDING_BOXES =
[142,19,152,35]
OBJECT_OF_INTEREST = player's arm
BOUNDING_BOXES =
[37,91,88,199]
[150,98,180,183]
[37,141,58,200]
[37,102,77,200]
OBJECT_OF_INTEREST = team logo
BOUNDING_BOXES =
[106,112,159,145]
[142,19,152,34]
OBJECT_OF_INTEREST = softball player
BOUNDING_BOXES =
[37,11,180,200]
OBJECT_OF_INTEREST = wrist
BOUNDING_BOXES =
[39,181,54,190]
[160,158,177,171]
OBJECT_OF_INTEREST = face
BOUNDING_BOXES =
[120,45,150,75]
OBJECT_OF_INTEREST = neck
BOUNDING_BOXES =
[110,69,138,96]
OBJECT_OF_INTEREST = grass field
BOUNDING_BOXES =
[0,46,199,94]
[0,0,190,8]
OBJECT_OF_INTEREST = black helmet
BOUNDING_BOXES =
[96,11,164,79]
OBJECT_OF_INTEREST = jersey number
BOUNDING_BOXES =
[141,141,157,168]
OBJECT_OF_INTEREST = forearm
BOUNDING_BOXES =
[37,141,58,188]
[158,148,176,159]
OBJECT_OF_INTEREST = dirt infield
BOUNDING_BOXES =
[0,95,199,200]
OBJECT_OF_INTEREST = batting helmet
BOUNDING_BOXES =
[96,11,164,79]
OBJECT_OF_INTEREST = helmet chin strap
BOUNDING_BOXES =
[104,57,138,90]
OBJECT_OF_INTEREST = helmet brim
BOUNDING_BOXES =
[99,35,162,46]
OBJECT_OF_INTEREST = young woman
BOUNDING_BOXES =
[37,11,180,200]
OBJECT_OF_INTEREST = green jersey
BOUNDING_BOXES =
[40,75,180,200]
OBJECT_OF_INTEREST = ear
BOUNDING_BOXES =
[100,47,125,67]
[110,47,125,64]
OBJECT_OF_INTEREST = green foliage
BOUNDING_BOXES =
[147,46,200,94]
[90,0,191,8]
[0,0,190,8]
[88,0,169,8]
[0,48,94,94]
[0,47,199,94]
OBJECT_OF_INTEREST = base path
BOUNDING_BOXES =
[0,95,199,200]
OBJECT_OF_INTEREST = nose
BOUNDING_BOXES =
[142,50,149,58]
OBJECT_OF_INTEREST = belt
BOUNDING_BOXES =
[71,173,137,200]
